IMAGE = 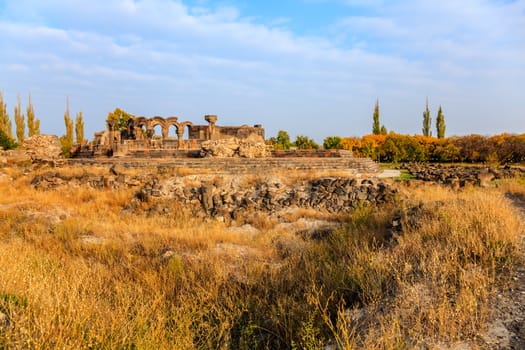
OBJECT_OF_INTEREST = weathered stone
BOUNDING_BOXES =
[110,164,127,176]
[201,184,215,213]
[0,311,9,330]
[22,134,62,161]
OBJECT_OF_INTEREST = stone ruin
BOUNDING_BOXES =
[74,114,266,158]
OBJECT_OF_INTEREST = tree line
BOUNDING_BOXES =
[270,100,524,164]
[2,92,524,164]
[0,91,84,156]
[320,133,525,163]
[0,92,41,150]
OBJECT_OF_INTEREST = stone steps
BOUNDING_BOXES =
[68,157,380,175]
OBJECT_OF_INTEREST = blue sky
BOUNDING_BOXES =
[1,0,524,142]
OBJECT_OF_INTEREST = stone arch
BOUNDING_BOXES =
[150,116,168,138]
[133,117,149,140]
[165,116,180,139]
[176,121,193,148]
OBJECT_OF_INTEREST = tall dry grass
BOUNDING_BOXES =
[0,167,523,349]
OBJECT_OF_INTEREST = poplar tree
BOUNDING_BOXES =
[60,98,74,157]
[0,91,13,138]
[27,94,41,137]
[436,106,446,139]
[75,111,85,144]
[372,99,380,135]
[14,94,25,143]
[422,98,431,137]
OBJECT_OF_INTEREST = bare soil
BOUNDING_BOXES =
[480,195,525,349]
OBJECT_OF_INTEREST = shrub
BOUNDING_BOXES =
[0,129,17,150]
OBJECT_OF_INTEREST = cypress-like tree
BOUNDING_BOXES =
[422,98,431,137]
[60,98,74,157]
[75,111,85,144]
[372,99,380,135]
[0,91,13,138]
[436,106,446,139]
[26,94,41,137]
[14,94,25,143]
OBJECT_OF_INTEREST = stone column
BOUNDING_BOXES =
[177,126,185,148]
[205,115,218,140]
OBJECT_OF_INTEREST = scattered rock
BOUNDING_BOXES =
[401,163,524,189]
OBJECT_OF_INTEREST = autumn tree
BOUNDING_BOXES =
[14,94,25,143]
[106,108,134,131]
[340,137,362,155]
[372,99,381,135]
[422,99,431,137]
[26,94,40,137]
[60,98,74,157]
[0,91,13,139]
[436,106,446,139]
[75,111,85,144]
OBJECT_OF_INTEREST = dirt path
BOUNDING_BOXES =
[480,196,525,349]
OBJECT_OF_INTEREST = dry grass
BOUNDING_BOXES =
[0,166,523,349]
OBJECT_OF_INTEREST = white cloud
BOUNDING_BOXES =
[0,0,524,140]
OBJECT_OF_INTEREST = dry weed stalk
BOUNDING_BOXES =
[0,167,522,349]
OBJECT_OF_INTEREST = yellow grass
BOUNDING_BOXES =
[0,166,523,349]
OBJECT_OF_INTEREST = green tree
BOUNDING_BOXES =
[294,135,319,150]
[0,128,17,150]
[436,106,446,139]
[422,99,431,137]
[106,108,134,131]
[0,91,13,139]
[14,94,25,143]
[323,136,342,149]
[380,125,387,135]
[75,111,85,144]
[372,99,381,135]
[272,130,292,150]
[26,94,41,137]
[60,98,74,157]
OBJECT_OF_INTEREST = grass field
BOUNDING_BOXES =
[0,166,523,349]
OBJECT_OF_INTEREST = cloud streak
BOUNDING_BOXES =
[0,0,524,140]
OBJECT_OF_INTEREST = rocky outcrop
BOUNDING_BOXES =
[200,135,270,158]
[22,135,62,161]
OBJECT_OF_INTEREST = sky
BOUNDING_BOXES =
[1,0,524,142]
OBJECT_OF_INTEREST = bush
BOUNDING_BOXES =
[0,129,17,150]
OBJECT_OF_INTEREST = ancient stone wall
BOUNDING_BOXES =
[68,156,380,175]
[30,171,396,219]
[138,176,397,220]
